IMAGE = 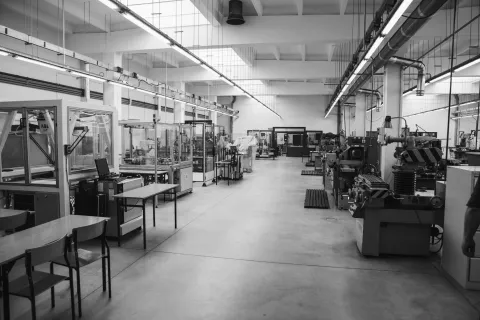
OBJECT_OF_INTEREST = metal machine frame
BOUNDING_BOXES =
[119,119,193,197]
[0,100,118,219]
[188,120,215,186]
[272,127,307,158]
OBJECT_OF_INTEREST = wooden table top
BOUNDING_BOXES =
[0,215,108,265]
[0,208,29,219]
[113,183,179,200]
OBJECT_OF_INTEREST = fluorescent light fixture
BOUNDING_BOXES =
[381,0,414,35]
[427,72,452,84]
[221,77,235,86]
[123,12,169,44]
[455,57,480,73]
[346,75,357,85]
[452,114,478,120]
[15,56,66,72]
[97,0,118,9]
[200,64,220,77]
[135,88,156,96]
[460,99,480,106]
[109,81,132,89]
[160,95,175,102]
[170,45,201,65]
[365,36,385,60]
[0,50,8,56]
[186,102,209,111]
[353,59,368,75]
[70,70,106,82]
[403,88,415,96]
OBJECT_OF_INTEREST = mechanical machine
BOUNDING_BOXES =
[349,116,445,256]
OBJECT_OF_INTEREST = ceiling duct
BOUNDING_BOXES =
[358,88,383,104]
[348,0,448,97]
[388,56,425,96]
[227,0,245,25]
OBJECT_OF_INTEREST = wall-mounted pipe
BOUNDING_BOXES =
[347,0,447,97]
[388,56,425,96]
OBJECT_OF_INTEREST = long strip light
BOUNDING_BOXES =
[403,87,415,96]
[0,51,8,56]
[381,0,414,35]
[109,81,131,89]
[452,114,478,120]
[122,12,169,44]
[364,36,385,60]
[427,72,452,84]
[98,0,118,9]
[455,57,480,73]
[70,70,106,82]
[135,88,156,96]
[200,63,220,77]
[170,44,201,65]
[14,56,66,72]
[221,77,235,86]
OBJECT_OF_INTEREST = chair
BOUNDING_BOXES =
[7,235,75,320]
[0,211,28,234]
[50,220,111,317]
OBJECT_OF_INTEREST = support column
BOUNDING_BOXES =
[173,82,186,123]
[354,93,366,136]
[381,63,403,186]
[102,52,122,172]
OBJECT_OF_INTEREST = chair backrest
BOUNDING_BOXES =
[25,235,67,267]
[73,220,107,243]
[0,212,28,232]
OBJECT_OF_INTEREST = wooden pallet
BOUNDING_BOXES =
[301,170,323,176]
[304,189,330,209]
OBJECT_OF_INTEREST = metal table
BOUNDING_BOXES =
[0,215,109,320]
[113,183,179,249]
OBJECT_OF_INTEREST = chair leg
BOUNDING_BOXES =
[107,255,112,298]
[30,297,37,320]
[102,257,106,292]
[69,269,76,320]
[76,269,82,317]
[50,263,55,308]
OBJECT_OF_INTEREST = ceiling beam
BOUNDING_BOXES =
[294,0,303,16]
[190,0,222,27]
[339,0,349,16]
[251,0,264,17]
[187,82,333,96]
[272,46,281,60]
[149,61,336,82]
[298,44,306,61]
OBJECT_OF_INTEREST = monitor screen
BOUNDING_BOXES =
[95,158,110,177]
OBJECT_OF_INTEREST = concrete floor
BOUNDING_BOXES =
[3,157,479,319]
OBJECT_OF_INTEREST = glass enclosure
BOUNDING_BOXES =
[192,122,215,175]
[0,107,58,186]
[68,108,113,173]
[120,122,192,168]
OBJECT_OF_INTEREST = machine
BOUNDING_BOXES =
[348,116,445,256]
[120,119,194,196]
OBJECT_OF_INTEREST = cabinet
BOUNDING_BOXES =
[442,166,480,290]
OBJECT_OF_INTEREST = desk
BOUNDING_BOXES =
[113,184,179,249]
[0,215,108,320]
[0,208,28,219]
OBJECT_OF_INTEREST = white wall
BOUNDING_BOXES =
[232,95,337,138]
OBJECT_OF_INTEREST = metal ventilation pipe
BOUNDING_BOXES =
[389,56,425,96]
[358,89,383,105]
[348,0,448,96]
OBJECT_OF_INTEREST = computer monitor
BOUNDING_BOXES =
[95,158,110,177]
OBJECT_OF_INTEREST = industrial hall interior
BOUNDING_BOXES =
[3,0,480,319]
